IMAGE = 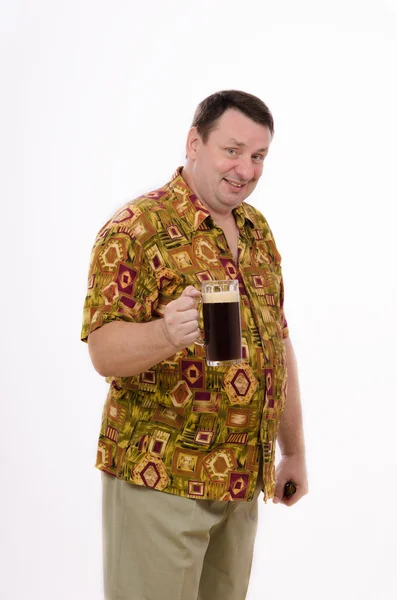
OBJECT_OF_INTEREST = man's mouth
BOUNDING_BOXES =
[223,178,246,189]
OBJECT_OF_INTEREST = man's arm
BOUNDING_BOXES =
[273,336,308,505]
[88,286,201,377]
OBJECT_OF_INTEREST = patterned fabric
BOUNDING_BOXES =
[81,168,289,502]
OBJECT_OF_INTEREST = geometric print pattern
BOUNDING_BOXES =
[81,168,289,502]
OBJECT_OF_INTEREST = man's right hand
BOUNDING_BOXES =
[161,286,202,351]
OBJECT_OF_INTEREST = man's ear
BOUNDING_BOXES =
[186,126,201,160]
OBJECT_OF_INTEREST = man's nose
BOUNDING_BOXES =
[234,157,254,181]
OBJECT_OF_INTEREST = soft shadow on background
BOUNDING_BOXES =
[1,1,396,599]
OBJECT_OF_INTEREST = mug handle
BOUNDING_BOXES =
[194,296,205,347]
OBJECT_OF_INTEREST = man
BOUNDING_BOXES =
[81,90,308,600]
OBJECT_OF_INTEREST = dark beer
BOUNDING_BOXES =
[202,290,242,365]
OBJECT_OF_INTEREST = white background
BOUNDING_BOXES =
[1,1,397,599]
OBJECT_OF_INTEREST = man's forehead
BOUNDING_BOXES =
[210,126,271,151]
[209,110,271,143]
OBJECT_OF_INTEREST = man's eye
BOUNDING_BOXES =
[253,155,265,162]
[226,148,237,155]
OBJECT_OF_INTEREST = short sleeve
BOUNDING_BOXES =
[252,208,289,340]
[80,226,158,342]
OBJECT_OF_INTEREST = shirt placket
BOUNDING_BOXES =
[236,229,269,456]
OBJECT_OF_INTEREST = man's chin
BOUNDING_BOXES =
[221,188,252,205]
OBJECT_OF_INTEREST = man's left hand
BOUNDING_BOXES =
[273,454,308,507]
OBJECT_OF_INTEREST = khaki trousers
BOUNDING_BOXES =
[102,472,262,600]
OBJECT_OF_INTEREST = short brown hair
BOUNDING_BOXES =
[192,90,274,142]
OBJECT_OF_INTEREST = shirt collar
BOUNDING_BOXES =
[168,167,258,231]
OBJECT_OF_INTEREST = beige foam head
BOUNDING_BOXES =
[202,289,239,304]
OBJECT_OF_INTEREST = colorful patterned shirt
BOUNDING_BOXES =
[81,168,289,502]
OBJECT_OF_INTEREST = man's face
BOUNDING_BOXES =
[187,109,272,214]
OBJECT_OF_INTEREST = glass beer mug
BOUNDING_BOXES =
[196,279,242,366]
